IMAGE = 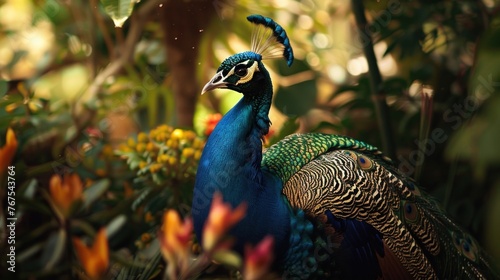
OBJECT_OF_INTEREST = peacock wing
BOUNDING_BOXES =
[263,133,498,279]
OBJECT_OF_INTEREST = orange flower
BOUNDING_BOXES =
[73,228,109,280]
[0,128,18,172]
[244,236,274,280]
[204,113,222,136]
[202,192,247,251]
[144,211,155,223]
[158,210,193,279]
[49,173,83,217]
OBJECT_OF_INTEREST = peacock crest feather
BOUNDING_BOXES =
[193,14,499,280]
[247,14,294,66]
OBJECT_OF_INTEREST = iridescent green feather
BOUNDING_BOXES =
[264,133,499,279]
[262,133,391,184]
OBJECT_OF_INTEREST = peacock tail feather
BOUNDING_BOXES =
[263,132,498,279]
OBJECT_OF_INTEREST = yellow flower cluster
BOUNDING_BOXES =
[118,125,204,184]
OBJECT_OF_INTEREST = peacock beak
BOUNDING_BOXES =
[201,71,228,95]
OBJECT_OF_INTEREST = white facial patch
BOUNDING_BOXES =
[225,60,259,85]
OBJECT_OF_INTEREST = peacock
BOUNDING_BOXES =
[192,14,499,279]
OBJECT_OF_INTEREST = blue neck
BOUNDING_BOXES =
[193,82,290,256]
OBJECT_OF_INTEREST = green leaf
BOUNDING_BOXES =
[115,246,162,280]
[382,77,408,96]
[6,50,27,70]
[18,243,44,263]
[40,228,66,271]
[212,250,242,268]
[311,121,343,133]
[446,96,500,179]
[139,249,163,280]
[332,75,371,100]
[274,79,317,117]
[100,0,137,28]
[0,80,7,97]
[332,84,359,97]
[277,58,311,75]
[64,125,77,142]
[83,179,110,208]
[21,179,38,199]
[71,219,96,236]
[132,187,152,211]
[106,214,127,238]
[41,189,65,222]
[116,151,142,170]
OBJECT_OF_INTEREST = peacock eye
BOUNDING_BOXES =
[234,65,248,77]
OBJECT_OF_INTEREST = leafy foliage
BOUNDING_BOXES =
[0,0,500,279]
[100,0,137,27]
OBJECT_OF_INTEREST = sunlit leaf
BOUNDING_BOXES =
[106,214,127,238]
[213,250,242,268]
[100,0,137,28]
[21,179,38,199]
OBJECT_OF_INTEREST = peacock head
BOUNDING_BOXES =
[201,15,294,96]
[201,51,265,95]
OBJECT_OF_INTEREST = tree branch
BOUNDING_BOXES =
[89,0,115,59]
[73,0,164,130]
[351,0,397,161]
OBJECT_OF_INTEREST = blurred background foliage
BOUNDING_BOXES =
[1,0,500,278]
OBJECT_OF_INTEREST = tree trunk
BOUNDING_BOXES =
[161,0,219,127]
